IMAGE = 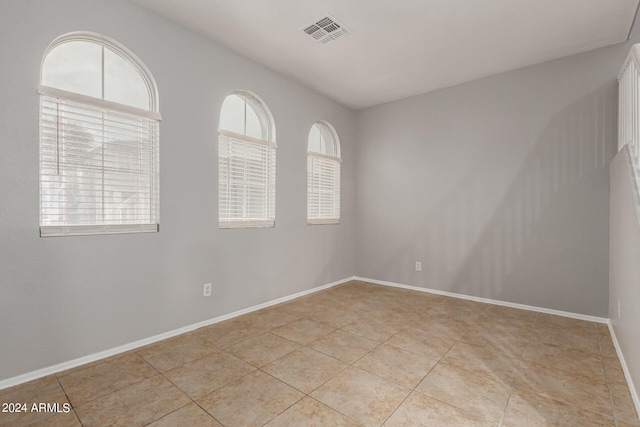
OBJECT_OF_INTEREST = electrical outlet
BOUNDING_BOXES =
[203,283,212,297]
[415,261,422,271]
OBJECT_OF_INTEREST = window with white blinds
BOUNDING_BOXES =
[218,92,276,228]
[307,122,341,224]
[39,33,160,237]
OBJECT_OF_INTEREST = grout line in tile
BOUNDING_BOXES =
[141,400,192,427]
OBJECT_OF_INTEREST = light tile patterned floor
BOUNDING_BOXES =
[1,280,638,426]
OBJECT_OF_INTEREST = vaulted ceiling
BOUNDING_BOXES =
[131,0,639,109]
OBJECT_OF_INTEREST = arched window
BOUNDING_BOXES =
[218,91,276,228]
[307,121,341,224]
[39,32,161,236]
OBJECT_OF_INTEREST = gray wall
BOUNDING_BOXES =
[0,0,356,382]
[610,147,640,401]
[355,33,638,317]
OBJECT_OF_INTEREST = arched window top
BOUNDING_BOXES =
[220,91,275,142]
[308,121,340,158]
[40,32,158,112]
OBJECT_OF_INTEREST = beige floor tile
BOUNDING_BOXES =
[54,351,136,378]
[514,361,612,415]
[341,316,405,342]
[534,313,598,332]
[461,326,529,358]
[311,366,410,427]
[502,389,615,427]
[136,333,218,372]
[596,325,618,358]
[439,341,521,383]
[355,344,438,388]
[4,281,635,427]
[264,396,361,427]
[308,329,379,363]
[415,363,511,423]
[530,327,601,355]
[163,349,255,399]
[237,308,300,331]
[0,376,63,405]
[610,381,640,424]
[522,340,605,382]
[228,332,300,367]
[4,411,82,427]
[197,370,304,427]
[0,376,77,427]
[373,308,421,328]
[262,347,348,393]
[384,391,494,427]
[429,298,489,322]
[194,316,266,349]
[482,304,537,324]
[304,306,363,329]
[58,353,157,406]
[385,327,456,360]
[417,314,473,335]
[74,375,190,427]
[271,318,335,345]
[470,312,535,339]
[603,356,627,385]
[532,314,600,355]
[471,315,534,335]
[145,402,222,427]
[277,299,325,318]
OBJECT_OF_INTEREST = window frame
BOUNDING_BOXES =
[218,91,277,229]
[38,32,161,237]
[307,121,341,225]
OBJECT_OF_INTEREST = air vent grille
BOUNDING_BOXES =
[302,14,350,45]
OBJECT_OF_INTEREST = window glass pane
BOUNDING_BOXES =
[245,95,269,140]
[42,41,102,98]
[244,102,262,140]
[319,124,336,157]
[309,123,337,156]
[220,94,245,135]
[308,124,322,153]
[104,47,150,110]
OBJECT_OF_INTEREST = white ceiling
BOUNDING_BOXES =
[131,0,639,110]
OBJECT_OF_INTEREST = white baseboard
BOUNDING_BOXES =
[607,321,640,422]
[354,276,609,323]
[0,276,354,391]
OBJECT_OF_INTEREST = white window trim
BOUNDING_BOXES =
[219,129,277,149]
[218,92,277,229]
[39,33,160,237]
[38,86,162,121]
[42,31,160,112]
[307,122,341,225]
[41,224,159,238]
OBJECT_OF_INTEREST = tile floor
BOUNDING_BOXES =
[1,280,639,426]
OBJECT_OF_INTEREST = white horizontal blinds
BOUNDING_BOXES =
[307,122,341,224]
[219,130,276,228]
[307,153,340,224]
[40,94,159,236]
[218,91,276,229]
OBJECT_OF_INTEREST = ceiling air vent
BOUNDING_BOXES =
[301,14,350,45]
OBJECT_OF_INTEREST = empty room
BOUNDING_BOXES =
[1,0,640,425]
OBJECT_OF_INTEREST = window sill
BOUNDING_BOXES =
[40,223,159,237]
